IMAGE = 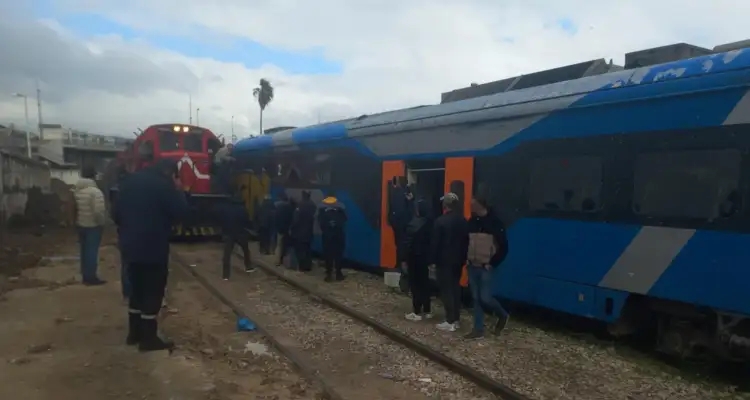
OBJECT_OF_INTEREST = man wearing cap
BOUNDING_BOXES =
[430,192,470,332]
[318,196,348,282]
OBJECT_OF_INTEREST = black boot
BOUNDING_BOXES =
[126,313,141,345]
[138,318,174,352]
[324,270,334,282]
[335,269,344,281]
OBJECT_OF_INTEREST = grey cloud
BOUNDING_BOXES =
[0,16,199,104]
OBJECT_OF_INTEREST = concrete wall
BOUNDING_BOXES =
[0,151,51,224]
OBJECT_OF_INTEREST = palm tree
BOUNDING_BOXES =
[252,78,274,135]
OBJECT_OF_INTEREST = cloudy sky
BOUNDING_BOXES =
[0,1,747,138]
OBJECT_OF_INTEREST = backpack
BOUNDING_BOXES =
[468,233,496,265]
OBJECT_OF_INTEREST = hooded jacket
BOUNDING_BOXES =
[114,163,188,266]
[400,200,432,266]
[73,178,106,227]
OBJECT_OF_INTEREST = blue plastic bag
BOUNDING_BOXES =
[236,317,256,332]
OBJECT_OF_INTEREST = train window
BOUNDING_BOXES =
[158,132,180,152]
[137,140,154,159]
[183,134,203,152]
[633,149,741,220]
[309,153,332,185]
[529,156,602,212]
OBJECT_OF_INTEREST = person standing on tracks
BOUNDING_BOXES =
[257,194,276,255]
[114,159,188,352]
[318,196,347,282]
[400,199,433,321]
[110,175,131,301]
[464,196,510,339]
[73,165,107,286]
[430,192,470,332]
[291,190,317,272]
[274,192,294,266]
[388,178,413,269]
[215,195,255,279]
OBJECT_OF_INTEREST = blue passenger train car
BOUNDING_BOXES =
[233,44,750,360]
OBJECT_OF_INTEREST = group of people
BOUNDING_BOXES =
[70,153,508,352]
[398,191,510,339]
[253,191,348,282]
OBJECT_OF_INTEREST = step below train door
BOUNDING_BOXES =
[444,157,475,288]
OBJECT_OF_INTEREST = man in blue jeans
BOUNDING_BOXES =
[73,166,107,285]
[465,196,510,340]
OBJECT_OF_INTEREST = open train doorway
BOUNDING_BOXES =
[406,159,445,219]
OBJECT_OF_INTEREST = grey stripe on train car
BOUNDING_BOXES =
[356,113,549,157]
[598,226,696,294]
[722,89,750,125]
[270,128,297,147]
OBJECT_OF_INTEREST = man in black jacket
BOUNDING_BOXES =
[257,195,276,255]
[215,195,254,279]
[274,193,294,266]
[114,159,188,352]
[318,196,347,282]
[431,192,470,333]
[291,191,317,272]
[400,199,433,321]
[464,196,510,339]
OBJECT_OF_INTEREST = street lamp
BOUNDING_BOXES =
[12,93,32,157]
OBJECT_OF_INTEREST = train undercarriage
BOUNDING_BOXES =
[609,295,750,362]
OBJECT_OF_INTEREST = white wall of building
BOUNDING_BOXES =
[50,168,80,185]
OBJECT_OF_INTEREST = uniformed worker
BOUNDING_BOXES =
[214,194,254,279]
[317,196,347,282]
[113,159,188,352]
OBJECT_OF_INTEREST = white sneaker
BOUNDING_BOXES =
[422,313,433,320]
[436,321,457,332]
[405,313,422,321]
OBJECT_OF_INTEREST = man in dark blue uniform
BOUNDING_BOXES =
[290,191,317,272]
[318,196,347,282]
[214,195,254,279]
[113,159,188,352]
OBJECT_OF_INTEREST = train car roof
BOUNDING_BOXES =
[234,47,750,153]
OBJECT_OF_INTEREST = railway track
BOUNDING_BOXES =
[172,243,532,400]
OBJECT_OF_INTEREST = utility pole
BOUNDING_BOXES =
[189,93,193,124]
[231,115,234,136]
[196,107,200,126]
[36,79,44,140]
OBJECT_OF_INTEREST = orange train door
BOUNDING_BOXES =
[380,160,406,269]
[444,157,474,287]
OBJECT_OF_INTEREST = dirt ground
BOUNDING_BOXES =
[0,227,319,400]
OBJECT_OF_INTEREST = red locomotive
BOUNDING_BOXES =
[105,123,228,237]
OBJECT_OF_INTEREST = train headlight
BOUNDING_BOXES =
[182,126,189,132]
[173,126,180,132]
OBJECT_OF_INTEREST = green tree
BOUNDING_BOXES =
[252,78,274,135]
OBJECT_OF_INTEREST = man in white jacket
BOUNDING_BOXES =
[73,166,107,285]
